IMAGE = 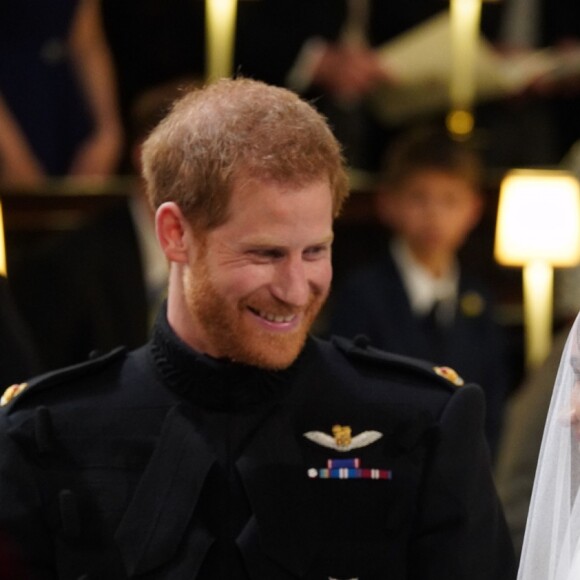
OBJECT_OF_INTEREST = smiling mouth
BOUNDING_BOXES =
[248,306,297,324]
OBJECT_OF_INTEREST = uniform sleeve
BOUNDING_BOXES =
[0,414,56,579]
[408,384,517,580]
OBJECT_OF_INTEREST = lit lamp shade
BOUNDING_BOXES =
[495,169,580,267]
[494,169,580,367]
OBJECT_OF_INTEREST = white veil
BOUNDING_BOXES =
[518,311,580,580]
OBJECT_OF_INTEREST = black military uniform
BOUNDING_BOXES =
[0,310,516,579]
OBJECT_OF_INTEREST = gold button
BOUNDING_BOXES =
[0,383,28,406]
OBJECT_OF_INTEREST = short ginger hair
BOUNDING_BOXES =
[141,78,349,230]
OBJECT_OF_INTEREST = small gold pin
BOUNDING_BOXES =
[433,366,464,387]
[460,291,485,317]
[332,424,352,448]
[0,383,28,407]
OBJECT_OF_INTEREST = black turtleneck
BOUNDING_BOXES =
[148,309,307,412]
[145,310,311,579]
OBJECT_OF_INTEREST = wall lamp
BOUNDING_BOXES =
[495,169,580,368]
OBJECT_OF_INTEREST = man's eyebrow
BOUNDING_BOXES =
[241,234,335,247]
[319,234,335,243]
[305,234,335,245]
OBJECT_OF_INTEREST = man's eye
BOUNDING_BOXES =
[251,249,284,260]
[304,245,328,259]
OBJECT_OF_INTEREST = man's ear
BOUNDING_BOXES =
[155,202,190,263]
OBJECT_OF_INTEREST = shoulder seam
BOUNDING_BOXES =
[331,335,459,392]
[4,347,127,411]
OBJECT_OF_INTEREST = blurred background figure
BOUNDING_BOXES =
[8,78,195,369]
[327,127,511,458]
[494,323,571,561]
[509,310,580,579]
[285,0,444,174]
[479,0,580,169]
[100,1,449,175]
[101,0,344,172]
[0,0,123,184]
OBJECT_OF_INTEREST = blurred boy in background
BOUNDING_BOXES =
[329,127,510,457]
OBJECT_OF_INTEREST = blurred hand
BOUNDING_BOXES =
[312,43,394,102]
[0,94,46,186]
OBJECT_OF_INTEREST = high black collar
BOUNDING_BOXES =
[148,307,310,411]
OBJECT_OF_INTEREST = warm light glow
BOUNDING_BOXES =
[522,261,552,367]
[494,169,580,367]
[449,0,482,123]
[495,170,580,266]
[205,0,238,81]
[446,109,475,137]
[0,199,6,277]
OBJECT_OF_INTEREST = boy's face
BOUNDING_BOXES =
[379,169,482,259]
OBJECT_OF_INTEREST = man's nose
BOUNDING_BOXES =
[271,259,310,306]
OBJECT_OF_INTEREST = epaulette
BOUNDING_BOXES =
[331,335,465,391]
[0,347,127,410]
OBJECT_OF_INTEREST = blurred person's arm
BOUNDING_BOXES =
[531,38,580,96]
[68,0,123,178]
[0,94,45,186]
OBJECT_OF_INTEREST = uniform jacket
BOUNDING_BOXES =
[0,312,516,579]
[328,249,510,457]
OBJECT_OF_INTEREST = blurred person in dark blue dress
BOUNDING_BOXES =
[0,0,123,183]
